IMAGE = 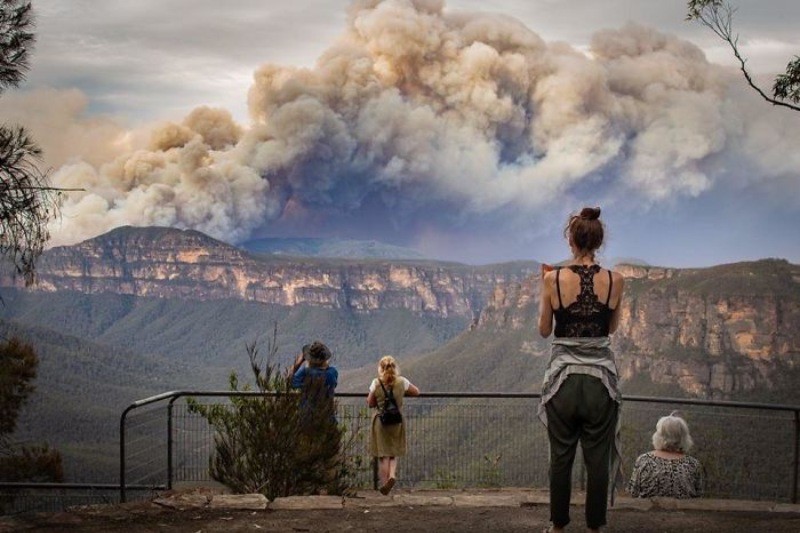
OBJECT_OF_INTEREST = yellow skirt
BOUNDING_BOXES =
[369,411,407,457]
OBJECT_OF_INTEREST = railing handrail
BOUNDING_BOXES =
[122,389,800,411]
[0,482,163,490]
[119,389,800,503]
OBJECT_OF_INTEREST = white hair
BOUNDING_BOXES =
[652,413,694,453]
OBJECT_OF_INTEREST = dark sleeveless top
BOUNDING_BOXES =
[553,264,613,338]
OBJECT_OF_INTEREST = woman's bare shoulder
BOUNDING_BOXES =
[542,269,559,286]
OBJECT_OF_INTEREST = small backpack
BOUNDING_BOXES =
[378,380,403,425]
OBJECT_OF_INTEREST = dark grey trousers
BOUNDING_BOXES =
[545,373,618,529]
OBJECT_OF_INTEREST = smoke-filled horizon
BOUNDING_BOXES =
[5,0,799,266]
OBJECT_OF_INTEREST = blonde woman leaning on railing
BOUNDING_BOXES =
[367,355,420,495]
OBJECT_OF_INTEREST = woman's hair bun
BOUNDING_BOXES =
[579,207,601,220]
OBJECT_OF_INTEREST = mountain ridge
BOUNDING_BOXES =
[4,226,538,319]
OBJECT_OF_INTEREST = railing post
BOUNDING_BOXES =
[120,416,125,503]
[119,392,182,503]
[119,404,134,503]
[793,410,799,504]
[167,398,176,491]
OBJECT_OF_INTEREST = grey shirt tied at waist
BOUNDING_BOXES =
[538,336,620,424]
[538,336,624,498]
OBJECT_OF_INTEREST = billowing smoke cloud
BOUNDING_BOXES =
[0,88,131,169]
[20,0,800,247]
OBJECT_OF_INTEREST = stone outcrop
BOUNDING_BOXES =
[0,226,538,319]
[473,260,800,397]
[477,275,540,330]
[614,261,800,396]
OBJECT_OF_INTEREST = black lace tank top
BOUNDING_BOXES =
[553,264,613,338]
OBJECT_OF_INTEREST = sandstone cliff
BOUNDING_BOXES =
[1,226,537,319]
[473,259,800,398]
[6,226,797,398]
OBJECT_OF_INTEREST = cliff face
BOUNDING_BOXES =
[475,260,800,397]
[477,275,540,330]
[614,261,800,397]
[1,226,538,319]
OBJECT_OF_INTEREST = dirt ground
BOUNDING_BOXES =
[4,500,800,533]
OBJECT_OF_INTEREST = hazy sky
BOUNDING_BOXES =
[10,0,800,266]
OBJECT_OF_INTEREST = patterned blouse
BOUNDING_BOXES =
[628,452,704,499]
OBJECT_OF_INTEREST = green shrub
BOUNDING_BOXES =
[188,328,359,500]
[0,336,63,513]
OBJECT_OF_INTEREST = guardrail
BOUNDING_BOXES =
[119,391,800,504]
[0,482,162,514]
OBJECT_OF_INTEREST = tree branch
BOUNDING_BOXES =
[688,0,800,112]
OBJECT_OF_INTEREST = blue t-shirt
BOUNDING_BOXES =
[292,366,338,398]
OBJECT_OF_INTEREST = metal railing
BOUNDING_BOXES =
[0,482,162,514]
[119,391,800,504]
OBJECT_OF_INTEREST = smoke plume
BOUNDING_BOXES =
[16,0,799,248]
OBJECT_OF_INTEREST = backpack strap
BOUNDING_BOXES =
[378,379,399,411]
[378,379,394,400]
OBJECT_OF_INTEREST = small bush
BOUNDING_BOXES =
[0,336,38,437]
[0,336,63,514]
[188,328,360,500]
[0,444,63,482]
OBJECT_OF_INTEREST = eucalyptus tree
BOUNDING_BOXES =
[687,0,800,112]
[0,1,63,285]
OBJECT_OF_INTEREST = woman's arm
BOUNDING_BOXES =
[400,376,421,397]
[538,270,555,338]
[367,390,378,407]
[627,454,647,497]
[367,378,378,407]
[609,272,625,334]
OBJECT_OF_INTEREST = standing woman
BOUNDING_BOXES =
[538,207,625,533]
[367,355,420,495]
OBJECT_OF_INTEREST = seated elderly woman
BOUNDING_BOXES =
[628,412,704,498]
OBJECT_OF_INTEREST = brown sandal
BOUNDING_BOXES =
[379,477,396,495]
